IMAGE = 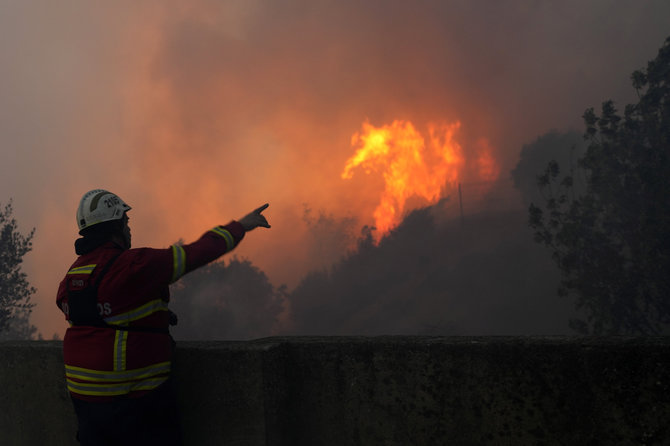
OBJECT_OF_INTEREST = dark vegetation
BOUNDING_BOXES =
[529,36,670,334]
[0,200,37,340]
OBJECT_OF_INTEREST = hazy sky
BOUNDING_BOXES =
[1,0,669,338]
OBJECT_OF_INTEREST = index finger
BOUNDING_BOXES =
[255,203,270,214]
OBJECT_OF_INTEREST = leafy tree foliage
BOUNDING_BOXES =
[0,306,37,341]
[529,37,670,334]
[511,130,585,208]
[0,200,36,339]
[169,257,285,340]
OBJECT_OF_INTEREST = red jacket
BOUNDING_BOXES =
[56,222,245,401]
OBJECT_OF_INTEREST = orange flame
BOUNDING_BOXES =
[342,120,465,236]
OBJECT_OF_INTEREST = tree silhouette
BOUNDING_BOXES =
[511,130,585,208]
[0,200,36,339]
[529,37,670,334]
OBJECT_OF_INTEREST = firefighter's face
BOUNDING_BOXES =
[122,213,131,248]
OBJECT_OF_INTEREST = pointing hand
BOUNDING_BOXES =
[239,203,271,231]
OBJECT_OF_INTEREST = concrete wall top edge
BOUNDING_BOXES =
[2,336,670,350]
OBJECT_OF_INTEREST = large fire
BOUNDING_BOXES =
[342,119,499,239]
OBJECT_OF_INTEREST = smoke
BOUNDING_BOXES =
[169,257,285,340]
[301,206,358,270]
[169,199,577,338]
[1,1,669,337]
[511,131,587,208]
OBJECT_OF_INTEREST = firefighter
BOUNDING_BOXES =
[56,189,270,446]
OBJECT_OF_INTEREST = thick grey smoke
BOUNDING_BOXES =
[1,1,668,337]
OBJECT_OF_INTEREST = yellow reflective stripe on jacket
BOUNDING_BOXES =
[65,361,171,383]
[209,226,235,251]
[171,244,186,282]
[113,330,128,372]
[103,299,169,325]
[67,264,97,275]
[66,376,169,397]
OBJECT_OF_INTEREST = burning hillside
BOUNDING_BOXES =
[342,120,499,239]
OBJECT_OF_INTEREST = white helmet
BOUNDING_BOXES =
[76,189,131,233]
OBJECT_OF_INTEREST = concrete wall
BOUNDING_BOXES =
[1,337,669,445]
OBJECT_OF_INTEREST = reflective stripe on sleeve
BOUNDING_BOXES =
[67,264,97,275]
[171,244,186,282]
[210,226,235,251]
[66,376,169,397]
[103,299,169,325]
[113,330,128,372]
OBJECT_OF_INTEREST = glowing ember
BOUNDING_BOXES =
[342,120,465,237]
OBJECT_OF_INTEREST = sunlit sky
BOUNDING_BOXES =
[2,0,669,338]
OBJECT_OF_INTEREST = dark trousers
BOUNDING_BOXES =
[71,381,182,446]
